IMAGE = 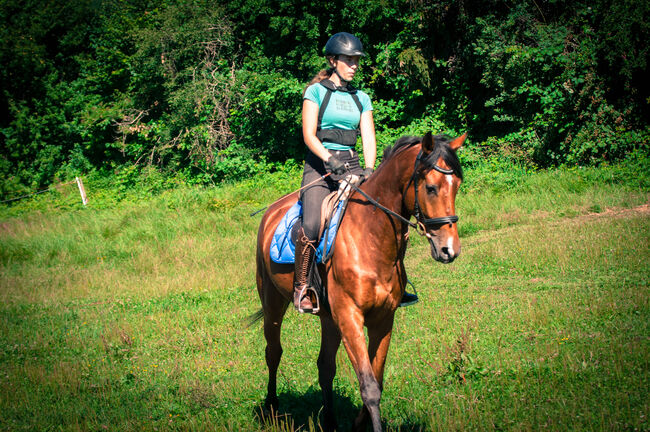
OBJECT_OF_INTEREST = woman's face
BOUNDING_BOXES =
[332,54,360,82]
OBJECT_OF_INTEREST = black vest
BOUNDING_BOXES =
[315,79,363,147]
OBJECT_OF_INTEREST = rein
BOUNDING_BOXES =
[249,173,332,217]
[348,183,418,230]
[348,150,459,235]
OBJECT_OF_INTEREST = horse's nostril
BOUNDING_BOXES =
[441,247,450,257]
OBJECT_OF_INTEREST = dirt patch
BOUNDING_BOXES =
[580,203,650,220]
[463,203,649,246]
[0,220,22,236]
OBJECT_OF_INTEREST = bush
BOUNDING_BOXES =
[0,0,647,194]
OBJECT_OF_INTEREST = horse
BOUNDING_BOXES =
[253,131,466,431]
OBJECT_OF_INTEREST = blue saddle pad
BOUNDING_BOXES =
[270,200,344,264]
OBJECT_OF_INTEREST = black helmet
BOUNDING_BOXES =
[324,32,365,57]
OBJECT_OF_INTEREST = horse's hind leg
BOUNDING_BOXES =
[263,301,288,411]
[318,315,342,432]
[257,265,289,412]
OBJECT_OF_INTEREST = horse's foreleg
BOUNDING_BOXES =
[338,313,384,432]
[367,314,394,391]
[318,315,342,432]
[349,314,395,432]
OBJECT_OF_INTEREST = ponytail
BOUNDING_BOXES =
[303,67,335,96]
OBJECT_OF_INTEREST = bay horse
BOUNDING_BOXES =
[254,132,465,431]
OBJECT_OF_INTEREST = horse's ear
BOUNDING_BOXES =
[450,133,467,150]
[422,132,434,154]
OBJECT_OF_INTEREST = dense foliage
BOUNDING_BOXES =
[1,0,648,196]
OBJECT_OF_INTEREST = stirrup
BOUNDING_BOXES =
[399,292,419,307]
[399,279,419,307]
[297,286,320,314]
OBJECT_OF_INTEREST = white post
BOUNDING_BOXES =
[76,177,88,206]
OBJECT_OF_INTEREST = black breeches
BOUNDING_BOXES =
[300,148,362,241]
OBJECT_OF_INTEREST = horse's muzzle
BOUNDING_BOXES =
[427,236,460,263]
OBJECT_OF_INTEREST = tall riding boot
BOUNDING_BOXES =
[399,279,419,307]
[399,291,419,307]
[293,228,319,313]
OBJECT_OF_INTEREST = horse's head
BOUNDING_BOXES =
[409,132,465,263]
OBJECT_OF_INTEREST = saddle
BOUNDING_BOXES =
[270,174,361,265]
[270,191,346,264]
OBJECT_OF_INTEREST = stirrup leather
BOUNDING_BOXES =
[296,286,320,314]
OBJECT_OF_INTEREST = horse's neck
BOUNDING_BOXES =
[361,173,406,218]
[363,148,416,217]
[347,150,415,246]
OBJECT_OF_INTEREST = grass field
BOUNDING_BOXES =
[0,163,648,431]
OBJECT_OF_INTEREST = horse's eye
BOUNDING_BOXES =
[426,184,438,195]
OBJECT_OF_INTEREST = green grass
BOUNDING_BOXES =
[0,163,648,431]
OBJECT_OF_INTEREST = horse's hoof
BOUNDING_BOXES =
[263,396,279,415]
[353,414,370,432]
[321,417,338,432]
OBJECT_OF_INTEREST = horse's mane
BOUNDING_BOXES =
[379,134,463,180]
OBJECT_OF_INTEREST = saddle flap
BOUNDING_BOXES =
[320,191,340,236]
[270,196,347,265]
[290,191,340,246]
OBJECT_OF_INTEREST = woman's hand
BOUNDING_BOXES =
[325,156,347,175]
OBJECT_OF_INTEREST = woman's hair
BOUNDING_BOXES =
[308,68,333,86]
[302,61,335,96]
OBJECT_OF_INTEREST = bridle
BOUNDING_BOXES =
[408,151,459,232]
[349,150,459,236]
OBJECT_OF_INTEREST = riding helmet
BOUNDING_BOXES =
[324,32,365,57]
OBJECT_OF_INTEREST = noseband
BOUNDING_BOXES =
[408,151,459,230]
[348,150,459,235]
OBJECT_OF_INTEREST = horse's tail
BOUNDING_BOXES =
[245,308,264,328]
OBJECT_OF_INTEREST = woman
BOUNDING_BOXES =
[294,32,417,313]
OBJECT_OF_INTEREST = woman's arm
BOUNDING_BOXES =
[359,110,376,169]
[302,99,332,162]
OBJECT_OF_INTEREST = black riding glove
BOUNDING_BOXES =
[362,167,374,180]
[325,156,347,175]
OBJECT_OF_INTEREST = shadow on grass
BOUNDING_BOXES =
[253,388,427,431]
[253,388,355,431]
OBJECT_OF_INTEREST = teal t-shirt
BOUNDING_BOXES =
[304,82,373,150]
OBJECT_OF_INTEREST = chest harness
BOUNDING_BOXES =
[316,79,363,147]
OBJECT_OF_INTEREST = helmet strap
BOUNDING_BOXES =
[329,55,348,88]
[333,68,349,86]
[328,58,349,87]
